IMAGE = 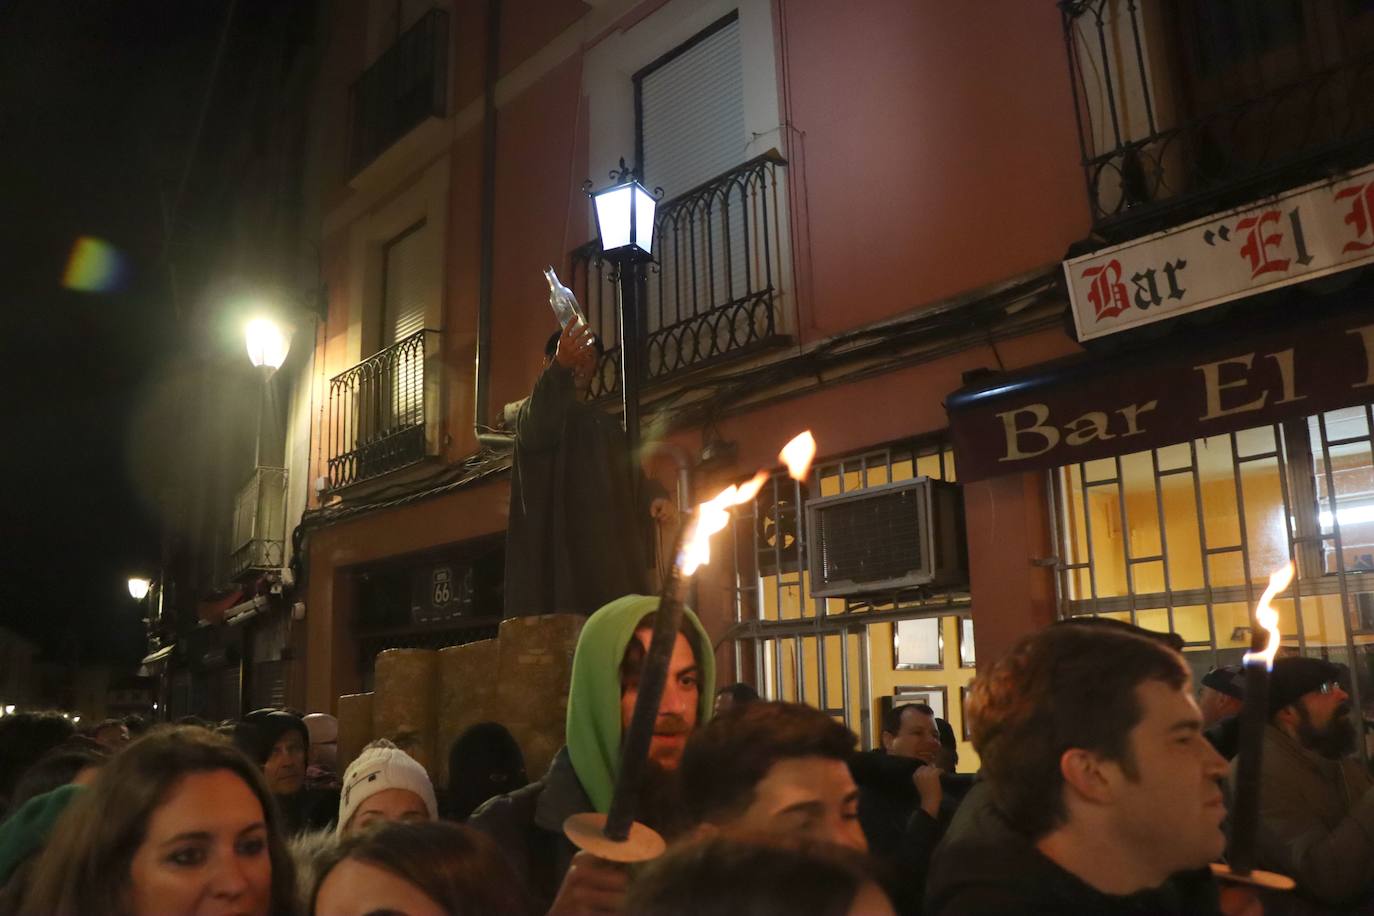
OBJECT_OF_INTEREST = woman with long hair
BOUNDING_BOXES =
[310,820,531,916]
[19,725,297,916]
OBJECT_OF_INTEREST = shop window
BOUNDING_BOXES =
[1052,406,1374,752]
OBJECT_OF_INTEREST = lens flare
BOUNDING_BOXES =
[62,236,128,292]
[1243,562,1294,670]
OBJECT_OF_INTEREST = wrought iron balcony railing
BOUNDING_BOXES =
[349,8,449,175]
[569,151,790,399]
[230,467,287,578]
[1062,0,1374,237]
[328,330,437,489]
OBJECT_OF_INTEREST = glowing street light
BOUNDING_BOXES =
[245,317,289,371]
[128,577,151,600]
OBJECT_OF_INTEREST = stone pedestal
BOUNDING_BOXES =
[373,648,440,778]
[336,691,374,773]
[495,615,584,779]
[437,639,500,788]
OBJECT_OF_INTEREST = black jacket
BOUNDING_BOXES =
[851,750,968,915]
[924,782,1224,916]
[504,364,665,617]
[467,748,588,913]
[1204,715,1241,761]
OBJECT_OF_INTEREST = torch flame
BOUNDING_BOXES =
[780,431,817,482]
[679,471,769,576]
[1243,561,1294,670]
[676,431,818,578]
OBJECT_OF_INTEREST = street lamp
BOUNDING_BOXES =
[245,317,289,372]
[128,577,152,601]
[587,159,658,460]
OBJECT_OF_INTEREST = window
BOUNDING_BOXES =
[1052,405,1374,761]
[729,438,978,764]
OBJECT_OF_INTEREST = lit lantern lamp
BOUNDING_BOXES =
[590,159,657,262]
[245,317,289,372]
[128,577,152,601]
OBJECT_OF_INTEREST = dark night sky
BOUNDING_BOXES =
[0,2,233,665]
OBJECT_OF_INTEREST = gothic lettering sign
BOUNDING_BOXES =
[1067,162,1374,341]
[947,305,1374,483]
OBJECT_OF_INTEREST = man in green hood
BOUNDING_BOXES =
[470,594,715,914]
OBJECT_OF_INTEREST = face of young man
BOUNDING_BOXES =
[620,630,700,770]
[718,756,867,853]
[1102,679,1229,875]
[882,707,942,764]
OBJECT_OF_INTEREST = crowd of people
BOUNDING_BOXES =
[0,594,1371,914]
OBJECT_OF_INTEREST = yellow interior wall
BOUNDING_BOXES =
[867,616,980,771]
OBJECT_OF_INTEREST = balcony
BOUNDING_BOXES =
[230,467,287,578]
[349,8,449,176]
[327,329,439,489]
[1062,0,1374,239]
[569,151,790,399]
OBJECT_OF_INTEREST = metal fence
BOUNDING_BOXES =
[327,330,435,489]
[1050,404,1374,762]
[570,151,789,399]
[349,8,449,174]
[1061,0,1374,233]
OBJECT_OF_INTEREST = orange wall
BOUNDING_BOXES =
[777,0,1087,339]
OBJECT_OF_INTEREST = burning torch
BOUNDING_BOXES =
[563,432,817,862]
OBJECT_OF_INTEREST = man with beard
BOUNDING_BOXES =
[469,594,713,914]
[1243,655,1374,911]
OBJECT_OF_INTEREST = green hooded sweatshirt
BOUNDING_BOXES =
[564,594,715,814]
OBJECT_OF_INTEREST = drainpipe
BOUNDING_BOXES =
[473,0,501,431]
[640,441,693,513]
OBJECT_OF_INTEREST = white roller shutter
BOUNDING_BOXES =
[382,220,428,346]
[639,17,744,200]
[638,17,748,333]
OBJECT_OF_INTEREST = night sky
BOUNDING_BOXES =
[0,2,232,665]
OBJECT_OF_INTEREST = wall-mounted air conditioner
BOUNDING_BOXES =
[806,477,966,598]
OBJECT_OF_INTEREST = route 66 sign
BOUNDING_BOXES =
[431,567,453,607]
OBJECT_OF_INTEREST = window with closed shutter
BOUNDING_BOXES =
[636,15,747,333]
[381,219,428,347]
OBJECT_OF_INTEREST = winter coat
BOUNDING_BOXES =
[504,364,667,617]
[924,781,1224,916]
[468,595,715,910]
[1236,724,1374,911]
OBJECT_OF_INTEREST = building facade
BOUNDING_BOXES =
[293,0,1374,767]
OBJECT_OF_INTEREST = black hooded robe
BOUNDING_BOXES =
[503,363,664,617]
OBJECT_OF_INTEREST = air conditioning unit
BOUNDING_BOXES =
[806,477,965,598]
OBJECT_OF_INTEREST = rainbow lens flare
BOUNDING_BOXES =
[62,236,128,292]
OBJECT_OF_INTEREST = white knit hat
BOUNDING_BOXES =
[337,740,438,834]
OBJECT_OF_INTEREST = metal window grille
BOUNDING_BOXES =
[1051,405,1374,763]
[726,437,967,748]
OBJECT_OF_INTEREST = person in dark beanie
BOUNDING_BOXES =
[445,722,527,822]
[235,708,338,835]
[1199,665,1245,760]
[1237,655,1374,911]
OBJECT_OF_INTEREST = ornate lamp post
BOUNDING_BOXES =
[587,159,658,459]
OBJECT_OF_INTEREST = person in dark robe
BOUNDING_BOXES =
[504,320,675,617]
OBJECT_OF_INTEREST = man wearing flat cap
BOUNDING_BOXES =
[1238,655,1374,911]
[1199,664,1245,760]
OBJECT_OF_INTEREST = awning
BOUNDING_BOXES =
[140,644,174,665]
[947,295,1374,483]
[138,644,175,676]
